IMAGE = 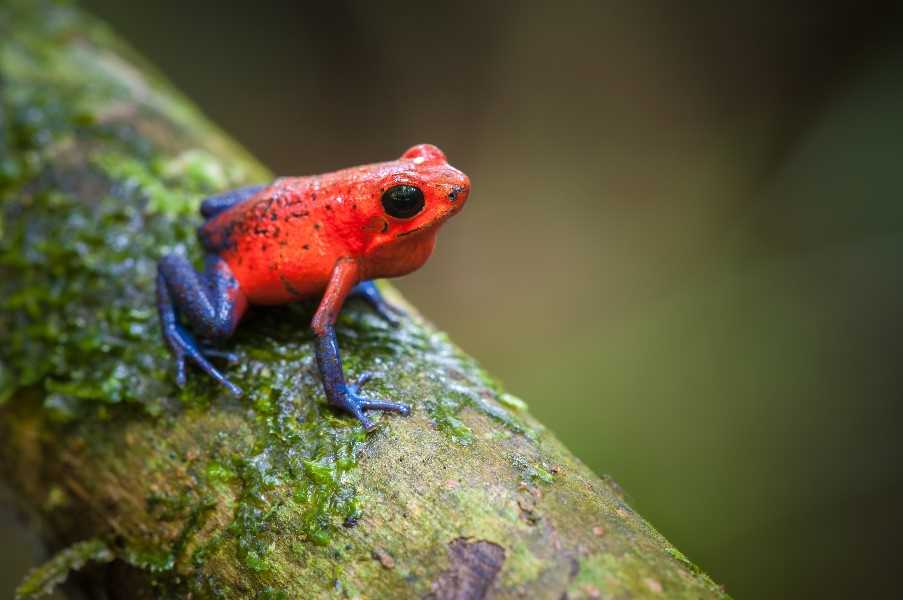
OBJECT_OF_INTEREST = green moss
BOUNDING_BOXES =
[92,150,243,217]
[161,149,234,192]
[437,414,474,445]
[206,460,238,485]
[0,186,194,420]
[93,153,195,217]
[123,544,176,573]
[43,485,69,512]
[510,452,555,485]
[666,546,705,577]
[0,0,232,418]
[498,392,528,411]
[15,539,114,600]
[567,551,726,599]
[255,588,289,600]
[0,0,270,425]
[500,543,545,588]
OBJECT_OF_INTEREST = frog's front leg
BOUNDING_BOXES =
[312,259,411,431]
[350,280,405,326]
[156,254,247,395]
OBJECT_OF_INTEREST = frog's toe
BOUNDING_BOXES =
[227,381,243,396]
[352,371,375,388]
[342,374,412,429]
[174,355,188,387]
[167,327,242,396]
[199,347,240,364]
[192,357,243,397]
[358,399,411,415]
[355,409,376,432]
[343,396,410,432]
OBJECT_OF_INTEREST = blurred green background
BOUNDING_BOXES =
[4,1,903,598]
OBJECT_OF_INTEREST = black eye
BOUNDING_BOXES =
[381,185,425,219]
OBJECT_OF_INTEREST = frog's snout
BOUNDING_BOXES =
[445,174,470,214]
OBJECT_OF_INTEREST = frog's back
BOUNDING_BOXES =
[198,177,343,305]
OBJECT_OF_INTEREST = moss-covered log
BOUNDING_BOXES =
[0,2,726,598]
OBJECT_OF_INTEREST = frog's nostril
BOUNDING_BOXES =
[448,186,466,203]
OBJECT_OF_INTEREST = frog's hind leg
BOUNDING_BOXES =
[156,254,248,395]
[350,280,405,326]
[200,184,267,220]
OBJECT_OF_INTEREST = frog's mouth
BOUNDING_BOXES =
[396,223,429,238]
[395,211,455,239]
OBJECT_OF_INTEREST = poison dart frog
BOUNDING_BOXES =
[156,144,470,430]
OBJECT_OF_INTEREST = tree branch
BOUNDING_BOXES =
[0,1,725,598]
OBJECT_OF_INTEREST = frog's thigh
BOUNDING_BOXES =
[158,254,247,341]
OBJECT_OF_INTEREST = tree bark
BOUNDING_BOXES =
[0,1,726,598]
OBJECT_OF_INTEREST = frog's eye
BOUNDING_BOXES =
[381,185,425,219]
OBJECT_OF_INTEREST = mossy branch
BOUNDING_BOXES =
[0,2,726,598]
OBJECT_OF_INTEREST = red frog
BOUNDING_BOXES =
[156,144,470,430]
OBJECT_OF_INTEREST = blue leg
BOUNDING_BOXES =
[314,262,411,431]
[156,254,245,395]
[350,280,405,325]
[315,327,411,431]
[199,184,267,220]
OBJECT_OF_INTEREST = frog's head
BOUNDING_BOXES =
[361,144,470,278]
[377,144,470,233]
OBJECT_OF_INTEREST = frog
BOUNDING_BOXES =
[156,144,470,431]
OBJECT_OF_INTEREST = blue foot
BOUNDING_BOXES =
[338,372,411,431]
[167,324,242,396]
